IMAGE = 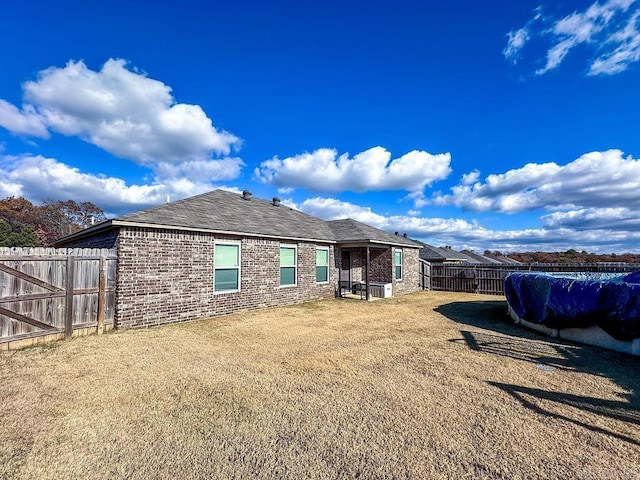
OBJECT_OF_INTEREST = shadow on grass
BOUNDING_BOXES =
[489,382,640,447]
[437,300,640,443]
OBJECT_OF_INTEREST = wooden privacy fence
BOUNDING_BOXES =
[420,262,640,296]
[0,247,117,350]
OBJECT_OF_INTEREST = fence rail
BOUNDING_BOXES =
[419,261,640,296]
[0,247,117,350]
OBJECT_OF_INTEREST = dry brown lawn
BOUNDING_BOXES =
[1,291,639,480]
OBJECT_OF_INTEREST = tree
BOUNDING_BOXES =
[39,199,107,244]
[0,220,39,247]
[0,197,107,247]
[0,197,40,230]
[0,198,43,247]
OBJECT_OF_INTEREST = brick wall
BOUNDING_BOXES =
[115,227,338,329]
[393,247,420,295]
[349,248,363,283]
[369,248,392,283]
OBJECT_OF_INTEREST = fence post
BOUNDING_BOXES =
[97,254,106,335]
[64,255,75,339]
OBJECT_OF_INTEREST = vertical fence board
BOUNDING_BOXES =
[97,255,106,334]
[65,256,75,339]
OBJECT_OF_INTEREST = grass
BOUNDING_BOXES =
[0,291,638,479]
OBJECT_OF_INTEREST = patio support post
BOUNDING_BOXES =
[365,246,371,300]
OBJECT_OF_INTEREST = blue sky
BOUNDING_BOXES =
[1,0,640,253]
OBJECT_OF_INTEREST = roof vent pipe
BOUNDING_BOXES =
[242,190,252,200]
[272,197,281,206]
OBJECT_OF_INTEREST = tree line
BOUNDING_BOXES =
[0,197,106,247]
[487,250,640,264]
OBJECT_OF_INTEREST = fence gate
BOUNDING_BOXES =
[0,247,117,350]
[419,259,431,290]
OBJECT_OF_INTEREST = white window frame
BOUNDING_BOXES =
[395,248,403,282]
[316,246,330,284]
[214,240,241,294]
[279,244,298,287]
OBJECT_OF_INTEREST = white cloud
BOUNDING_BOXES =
[0,100,49,138]
[503,27,531,64]
[541,207,640,230]
[152,158,244,184]
[298,196,485,238]
[461,169,480,185]
[0,154,241,214]
[0,59,243,183]
[297,195,640,253]
[433,150,640,213]
[254,146,451,197]
[505,0,640,75]
[590,9,640,74]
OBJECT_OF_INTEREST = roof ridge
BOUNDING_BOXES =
[346,218,369,239]
[118,189,224,220]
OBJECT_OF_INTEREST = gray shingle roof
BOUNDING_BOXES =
[413,240,472,262]
[415,241,448,261]
[58,190,419,247]
[326,219,420,247]
[460,250,503,264]
[486,254,522,264]
[117,189,336,242]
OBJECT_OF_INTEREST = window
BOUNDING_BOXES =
[280,245,297,286]
[395,249,403,281]
[316,247,329,283]
[214,242,240,292]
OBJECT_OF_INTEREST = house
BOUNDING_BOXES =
[56,189,420,329]
[484,253,522,265]
[414,241,475,264]
[459,250,503,264]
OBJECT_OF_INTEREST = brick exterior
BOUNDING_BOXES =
[370,248,393,283]
[392,246,420,295]
[114,227,338,329]
[60,224,420,329]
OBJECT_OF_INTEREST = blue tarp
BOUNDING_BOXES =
[504,271,640,341]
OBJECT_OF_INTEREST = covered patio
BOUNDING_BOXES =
[336,245,397,300]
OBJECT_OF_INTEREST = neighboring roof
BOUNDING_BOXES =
[415,242,449,261]
[326,219,419,248]
[460,250,503,264]
[56,189,419,247]
[414,241,513,263]
[439,248,480,263]
[413,241,473,262]
[487,254,522,265]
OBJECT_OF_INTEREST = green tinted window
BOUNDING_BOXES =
[215,269,239,292]
[395,250,403,281]
[280,246,297,286]
[280,247,296,267]
[215,243,240,292]
[280,267,295,286]
[316,248,329,283]
[216,244,239,268]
